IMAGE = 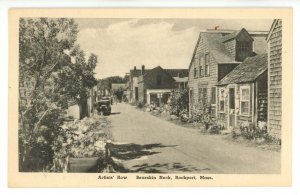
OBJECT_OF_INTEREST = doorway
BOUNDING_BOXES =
[228,87,236,129]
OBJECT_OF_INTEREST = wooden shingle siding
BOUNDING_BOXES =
[188,35,218,110]
[224,40,236,59]
[268,19,282,139]
[217,84,254,129]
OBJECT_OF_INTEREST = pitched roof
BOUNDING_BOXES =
[217,53,268,85]
[222,28,254,42]
[130,69,150,77]
[201,32,237,63]
[266,19,281,42]
[164,69,189,78]
[222,31,239,42]
[139,66,175,83]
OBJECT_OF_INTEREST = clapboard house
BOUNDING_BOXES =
[267,19,282,139]
[188,28,268,122]
[137,66,188,105]
[217,54,268,130]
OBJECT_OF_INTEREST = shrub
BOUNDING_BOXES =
[239,121,268,140]
[136,101,145,109]
[207,120,224,134]
[167,89,189,117]
[179,109,189,123]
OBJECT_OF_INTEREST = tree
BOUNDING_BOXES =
[97,76,126,94]
[57,45,98,119]
[18,18,98,171]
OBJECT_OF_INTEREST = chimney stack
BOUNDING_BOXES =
[141,65,145,75]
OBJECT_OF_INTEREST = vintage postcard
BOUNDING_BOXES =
[8,8,292,187]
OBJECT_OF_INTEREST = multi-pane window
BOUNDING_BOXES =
[204,53,210,76]
[240,86,250,115]
[199,56,204,77]
[190,89,194,105]
[219,88,225,112]
[202,88,207,105]
[211,87,216,104]
[198,87,207,106]
[194,63,198,78]
[210,87,217,117]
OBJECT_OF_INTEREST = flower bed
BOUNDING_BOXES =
[51,115,112,172]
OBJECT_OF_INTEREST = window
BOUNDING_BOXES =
[199,56,204,77]
[198,87,207,106]
[240,86,250,115]
[204,54,210,76]
[190,89,194,105]
[229,88,235,109]
[219,88,225,112]
[198,88,202,102]
[194,64,198,78]
[203,88,207,105]
[211,87,216,104]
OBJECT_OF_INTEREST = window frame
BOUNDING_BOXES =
[204,53,210,76]
[219,88,225,113]
[199,56,204,77]
[239,85,251,116]
[198,87,208,107]
[193,59,198,78]
[211,87,216,105]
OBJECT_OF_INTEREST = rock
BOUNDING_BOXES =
[170,115,179,120]
[146,108,151,112]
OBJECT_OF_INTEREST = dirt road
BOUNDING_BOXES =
[108,103,280,174]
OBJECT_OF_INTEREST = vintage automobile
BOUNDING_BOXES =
[94,98,111,116]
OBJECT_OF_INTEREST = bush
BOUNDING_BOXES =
[136,101,145,109]
[208,120,224,134]
[168,89,189,117]
[179,109,189,123]
[239,121,268,140]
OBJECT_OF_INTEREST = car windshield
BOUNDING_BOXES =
[98,100,110,105]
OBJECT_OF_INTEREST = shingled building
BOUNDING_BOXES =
[266,19,282,139]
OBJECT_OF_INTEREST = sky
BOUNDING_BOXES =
[75,18,273,79]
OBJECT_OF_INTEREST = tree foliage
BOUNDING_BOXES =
[97,76,127,91]
[168,89,189,117]
[18,18,98,171]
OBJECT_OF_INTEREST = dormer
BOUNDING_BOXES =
[222,28,254,62]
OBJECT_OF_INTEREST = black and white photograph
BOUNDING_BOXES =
[8,8,293,187]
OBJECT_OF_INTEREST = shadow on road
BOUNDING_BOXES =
[109,143,176,160]
[131,162,211,173]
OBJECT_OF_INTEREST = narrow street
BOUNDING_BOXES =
[108,103,280,174]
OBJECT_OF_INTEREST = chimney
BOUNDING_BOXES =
[141,65,145,75]
[134,66,136,71]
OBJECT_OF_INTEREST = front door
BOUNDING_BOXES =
[228,87,235,129]
[135,87,138,101]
